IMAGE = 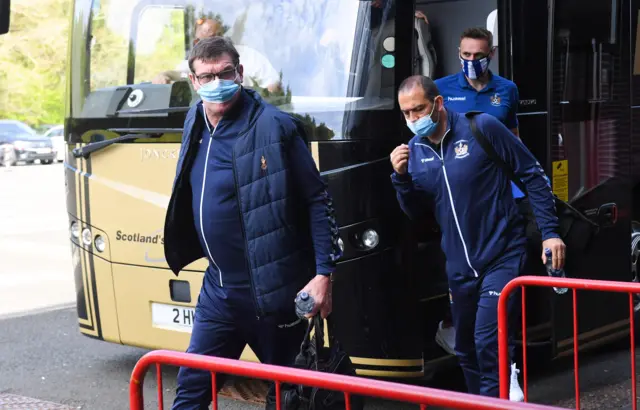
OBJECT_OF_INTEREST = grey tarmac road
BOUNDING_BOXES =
[0,306,639,410]
[0,307,463,410]
[1,163,639,410]
[0,162,75,317]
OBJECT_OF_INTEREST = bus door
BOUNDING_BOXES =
[545,0,632,356]
[413,0,510,363]
[501,0,557,345]
[415,0,633,355]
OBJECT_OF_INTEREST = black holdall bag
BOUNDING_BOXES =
[465,111,600,255]
[266,315,364,410]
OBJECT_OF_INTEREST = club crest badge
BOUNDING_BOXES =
[454,140,469,159]
[261,155,268,171]
[490,93,501,106]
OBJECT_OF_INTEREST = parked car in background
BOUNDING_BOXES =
[43,125,65,162]
[0,120,56,166]
[35,124,58,134]
[0,133,16,167]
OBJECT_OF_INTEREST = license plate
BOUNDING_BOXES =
[36,148,51,154]
[151,303,195,332]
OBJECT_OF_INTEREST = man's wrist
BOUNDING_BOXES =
[541,232,561,242]
[316,272,333,281]
[391,171,411,182]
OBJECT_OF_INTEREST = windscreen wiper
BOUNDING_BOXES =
[72,132,160,159]
[115,107,191,115]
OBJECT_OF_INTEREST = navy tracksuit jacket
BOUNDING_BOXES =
[165,90,342,410]
[392,110,560,397]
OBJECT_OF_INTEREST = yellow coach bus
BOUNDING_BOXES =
[1,0,637,385]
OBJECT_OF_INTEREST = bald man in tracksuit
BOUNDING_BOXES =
[390,75,566,398]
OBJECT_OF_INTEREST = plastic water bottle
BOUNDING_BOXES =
[295,291,316,318]
[544,248,568,294]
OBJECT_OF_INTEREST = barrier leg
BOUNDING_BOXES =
[211,372,218,410]
[498,289,510,400]
[572,289,579,410]
[522,286,528,402]
[630,293,637,410]
[129,357,150,410]
[157,363,164,410]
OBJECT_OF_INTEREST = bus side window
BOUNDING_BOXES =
[133,7,187,85]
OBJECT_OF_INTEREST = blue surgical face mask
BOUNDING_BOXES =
[197,78,240,104]
[460,55,490,80]
[406,101,440,137]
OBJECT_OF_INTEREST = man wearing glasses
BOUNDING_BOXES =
[163,36,342,409]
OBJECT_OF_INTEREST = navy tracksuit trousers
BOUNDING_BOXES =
[450,247,525,398]
[171,283,306,410]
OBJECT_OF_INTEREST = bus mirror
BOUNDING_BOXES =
[0,0,10,35]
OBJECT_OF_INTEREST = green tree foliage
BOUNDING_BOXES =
[133,8,187,84]
[291,113,336,141]
[88,1,129,91]
[0,0,71,128]
[251,71,335,140]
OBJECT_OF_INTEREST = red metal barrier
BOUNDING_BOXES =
[498,275,640,410]
[130,350,563,410]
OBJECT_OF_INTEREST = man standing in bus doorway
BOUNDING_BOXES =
[436,28,520,137]
[163,36,342,410]
[389,75,566,400]
[431,26,526,386]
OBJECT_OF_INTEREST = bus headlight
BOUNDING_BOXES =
[94,235,106,252]
[361,229,379,250]
[81,228,92,246]
[70,221,80,239]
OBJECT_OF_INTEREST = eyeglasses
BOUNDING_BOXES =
[193,66,238,84]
